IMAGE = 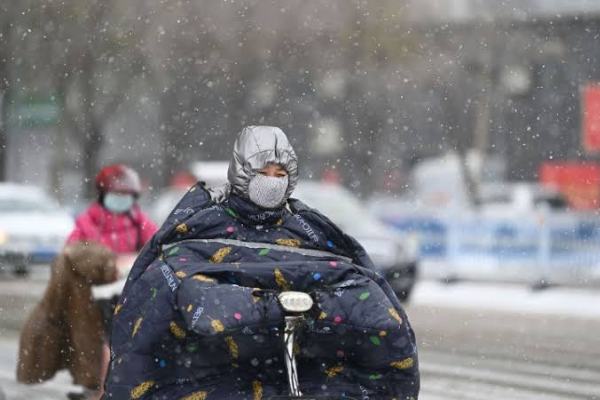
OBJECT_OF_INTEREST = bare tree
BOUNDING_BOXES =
[48,1,146,193]
[9,0,421,191]
[6,0,148,195]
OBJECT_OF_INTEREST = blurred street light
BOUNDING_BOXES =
[499,64,533,97]
[311,118,343,156]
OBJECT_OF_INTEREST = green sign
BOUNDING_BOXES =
[8,94,59,129]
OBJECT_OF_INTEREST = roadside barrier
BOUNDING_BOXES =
[378,208,600,285]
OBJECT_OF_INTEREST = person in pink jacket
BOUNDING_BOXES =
[67,164,157,252]
[65,164,158,400]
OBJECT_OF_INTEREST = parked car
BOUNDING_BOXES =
[147,161,231,225]
[145,187,191,226]
[478,182,569,215]
[0,183,74,276]
[293,180,419,301]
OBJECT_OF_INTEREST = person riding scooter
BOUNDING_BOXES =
[66,164,157,399]
[67,164,157,252]
[103,126,420,399]
[68,164,158,329]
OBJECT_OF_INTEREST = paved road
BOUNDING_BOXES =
[0,272,599,399]
[0,331,76,400]
[411,305,600,400]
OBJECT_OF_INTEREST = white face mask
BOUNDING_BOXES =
[248,174,289,209]
[104,192,135,214]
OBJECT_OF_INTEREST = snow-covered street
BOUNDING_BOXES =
[412,280,600,319]
[412,300,600,399]
[1,275,599,399]
[411,281,600,399]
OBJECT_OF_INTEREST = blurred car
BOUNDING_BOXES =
[190,161,229,186]
[145,186,191,226]
[294,180,419,301]
[0,183,74,276]
[147,161,230,225]
[478,182,569,215]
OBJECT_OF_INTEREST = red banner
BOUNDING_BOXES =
[540,162,600,210]
[582,84,600,153]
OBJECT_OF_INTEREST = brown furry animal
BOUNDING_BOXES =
[16,241,117,389]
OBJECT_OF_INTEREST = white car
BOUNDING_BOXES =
[146,161,231,226]
[0,183,74,276]
[293,180,419,301]
[145,187,190,226]
[478,182,569,215]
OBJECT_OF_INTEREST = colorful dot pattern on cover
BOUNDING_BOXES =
[104,186,419,400]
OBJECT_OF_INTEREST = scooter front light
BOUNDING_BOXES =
[278,291,314,313]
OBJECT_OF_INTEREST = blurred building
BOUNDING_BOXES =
[6,0,600,200]
[409,0,600,23]
[403,0,600,181]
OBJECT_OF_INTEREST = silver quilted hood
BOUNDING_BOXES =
[227,126,298,202]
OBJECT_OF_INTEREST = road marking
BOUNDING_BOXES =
[421,360,600,399]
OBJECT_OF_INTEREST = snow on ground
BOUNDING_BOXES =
[411,280,600,319]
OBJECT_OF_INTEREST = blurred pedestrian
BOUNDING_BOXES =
[66,164,158,399]
[67,164,157,252]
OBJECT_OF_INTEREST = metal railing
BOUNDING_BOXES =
[378,208,600,285]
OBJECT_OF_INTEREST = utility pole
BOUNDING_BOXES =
[0,17,11,182]
[465,26,496,207]
[0,1,19,183]
[0,92,6,181]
